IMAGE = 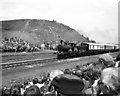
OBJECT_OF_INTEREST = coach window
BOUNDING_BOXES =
[89,45,91,49]
[97,45,98,49]
[89,45,90,49]
[91,45,92,49]
[104,45,106,49]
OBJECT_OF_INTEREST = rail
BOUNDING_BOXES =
[1,51,57,63]
[1,51,119,69]
[1,57,57,69]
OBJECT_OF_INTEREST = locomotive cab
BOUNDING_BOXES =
[81,42,89,51]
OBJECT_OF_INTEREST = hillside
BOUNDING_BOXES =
[1,19,90,45]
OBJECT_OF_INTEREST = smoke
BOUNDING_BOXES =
[77,28,118,44]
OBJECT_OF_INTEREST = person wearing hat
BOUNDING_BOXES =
[50,74,91,96]
[49,70,64,81]
[116,53,120,61]
[24,85,42,96]
[92,67,120,96]
[45,70,64,95]
[98,53,115,69]
[64,68,72,74]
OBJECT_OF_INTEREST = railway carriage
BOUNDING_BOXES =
[81,42,105,51]
[80,42,105,55]
[81,42,119,54]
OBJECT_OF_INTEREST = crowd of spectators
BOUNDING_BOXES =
[0,37,62,53]
[44,41,59,50]
[1,53,120,96]
[0,37,40,53]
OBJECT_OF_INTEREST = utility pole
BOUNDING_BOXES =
[118,1,120,48]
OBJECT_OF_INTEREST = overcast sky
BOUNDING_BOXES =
[1,0,119,44]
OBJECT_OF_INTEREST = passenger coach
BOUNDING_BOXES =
[81,42,119,54]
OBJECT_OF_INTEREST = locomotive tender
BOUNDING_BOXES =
[57,42,119,59]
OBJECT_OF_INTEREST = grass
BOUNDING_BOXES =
[1,19,89,46]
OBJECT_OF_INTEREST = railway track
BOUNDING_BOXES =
[1,50,57,63]
[1,52,119,69]
[1,57,58,69]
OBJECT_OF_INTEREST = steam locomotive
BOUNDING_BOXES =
[56,41,119,59]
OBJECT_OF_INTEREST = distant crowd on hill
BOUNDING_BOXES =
[1,53,120,96]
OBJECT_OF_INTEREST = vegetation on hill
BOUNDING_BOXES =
[1,19,95,46]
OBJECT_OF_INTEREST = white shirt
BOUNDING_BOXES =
[35,83,44,89]
[115,61,120,67]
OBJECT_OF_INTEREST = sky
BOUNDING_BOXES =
[0,0,119,44]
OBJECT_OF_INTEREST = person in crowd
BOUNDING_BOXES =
[115,53,120,67]
[75,69,83,79]
[40,76,48,85]
[49,74,92,96]
[92,67,120,96]
[1,87,10,96]
[116,53,120,61]
[64,68,72,74]
[49,70,64,81]
[98,53,115,70]
[24,85,42,96]
[91,54,117,96]
[23,81,31,89]
[41,43,45,50]
[10,84,21,96]
[32,78,44,89]
[42,70,64,95]
[100,67,120,95]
